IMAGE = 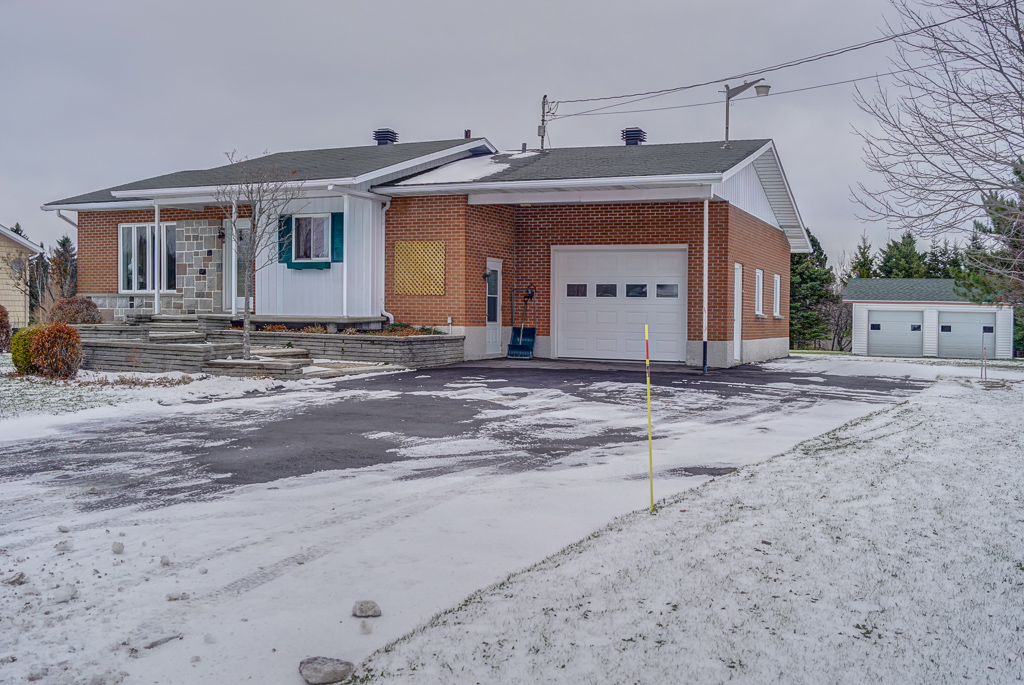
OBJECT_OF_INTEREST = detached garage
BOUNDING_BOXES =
[844,278,1013,360]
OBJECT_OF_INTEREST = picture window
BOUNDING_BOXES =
[625,283,648,298]
[656,284,679,298]
[596,284,617,298]
[566,284,587,298]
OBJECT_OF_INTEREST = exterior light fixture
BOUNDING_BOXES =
[722,78,771,145]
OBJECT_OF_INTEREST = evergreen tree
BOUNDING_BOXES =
[9,222,25,237]
[48,235,77,298]
[877,232,927,278]
[924,239,964,278]
[789,228,834,348]
[849,234,876,279]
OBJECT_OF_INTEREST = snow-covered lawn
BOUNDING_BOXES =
[0,354,1019,684]
[359,375,1024,683]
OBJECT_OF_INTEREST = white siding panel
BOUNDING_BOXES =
[996,307,1014,359]
[923,308,939,356]
[345,195,377,317]
[851,303,868,355]
[712,164,780,228]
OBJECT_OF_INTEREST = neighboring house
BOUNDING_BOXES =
[843,278,1013,359]
[43,129,810,367]
[0,223,43,329]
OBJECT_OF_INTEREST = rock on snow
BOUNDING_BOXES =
[298,656,355,684]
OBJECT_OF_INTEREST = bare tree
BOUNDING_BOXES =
[213,151,306,359]
[1,247,48,323]
[822,250,854,351]
[854,0,1024,298]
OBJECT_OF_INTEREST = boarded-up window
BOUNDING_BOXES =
[395,240,445,295]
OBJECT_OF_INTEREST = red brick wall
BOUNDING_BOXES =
[77,206,239,294]
[513,201,733,339]
[465,204,515,327]
[384,196,471,327]
[728,205,791,341]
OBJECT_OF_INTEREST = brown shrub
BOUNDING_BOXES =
[30,322,83,379]
[261,324,290,332]
[298,324,327,334]
[49,296,103,325]
[0,304,10,353]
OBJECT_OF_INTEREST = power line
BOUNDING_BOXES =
[549,4,990,120]
[554,67,919,119]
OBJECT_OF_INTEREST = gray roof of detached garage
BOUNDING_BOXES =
[843,278,969,303]
[45,139,483,206]
[389,139,771,186]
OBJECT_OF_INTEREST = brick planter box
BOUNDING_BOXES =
[81,340,243,374]
[205,330,464,367]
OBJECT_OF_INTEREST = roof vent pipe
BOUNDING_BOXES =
[464,129,471,139]
[621,128,647,146]
[373,128,398,145]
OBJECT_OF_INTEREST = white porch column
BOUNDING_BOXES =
[702,198,709,373]
[153,203,161,315]
[231,201,238,317]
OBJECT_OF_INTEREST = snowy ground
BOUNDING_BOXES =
[359,373,1024,684]
[0,354,1017,684]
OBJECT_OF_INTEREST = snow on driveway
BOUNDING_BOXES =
[0,355,993,684]
[359,376,1024,684]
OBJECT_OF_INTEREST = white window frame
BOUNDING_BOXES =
[118,222,175,294]
[773,273,781,317]
[755,269,764,316]
[291,213,332,263]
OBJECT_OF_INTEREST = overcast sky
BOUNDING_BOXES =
[1,0,904,265]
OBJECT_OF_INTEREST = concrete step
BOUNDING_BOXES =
[201,358,306,379]
[299,362,405,379]
[148,332,205,343]
[249,346,311,360]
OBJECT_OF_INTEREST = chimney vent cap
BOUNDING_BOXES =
[373,128,399,145]
[621,127,647,146]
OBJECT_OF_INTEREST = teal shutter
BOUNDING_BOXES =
[278,216,292,264]
[331,213,344,262]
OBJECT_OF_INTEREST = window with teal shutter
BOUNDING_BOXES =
[278,216,292,264]
[331,213,344,262]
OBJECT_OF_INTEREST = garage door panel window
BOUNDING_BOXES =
[626,284,648,298]
[656,284,679,298]
[911,324,922,331]
[941,325,952,332]
[983,325,994,333]
[596,284,617,298]
[566,284,587,298]
[870,323,881,330]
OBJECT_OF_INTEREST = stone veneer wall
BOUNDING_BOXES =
[172,219,224,315]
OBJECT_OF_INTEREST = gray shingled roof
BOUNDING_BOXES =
[388,139,771,186]
[843,278,968,302]
[46,139,482,206]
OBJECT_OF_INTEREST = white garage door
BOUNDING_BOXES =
[867,310,924,357]
[938,310,996,359]
[553,247,687,361]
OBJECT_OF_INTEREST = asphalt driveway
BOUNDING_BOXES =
[0,359,928,513]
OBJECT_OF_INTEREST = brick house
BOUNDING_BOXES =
[43,130,809,367]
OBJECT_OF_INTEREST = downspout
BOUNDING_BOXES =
[153,203,161,315]
[231,201,238,317]
[55,210,78,230]
[702,198,709,374]
[380,199,395,324]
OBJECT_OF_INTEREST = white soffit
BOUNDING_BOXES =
[742,143,810,253]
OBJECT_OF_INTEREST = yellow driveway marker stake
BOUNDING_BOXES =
[645,324,653,512]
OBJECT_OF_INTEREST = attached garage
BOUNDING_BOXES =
[867,310,924,357]
[552,246,687,362]
[844,278,1014,360]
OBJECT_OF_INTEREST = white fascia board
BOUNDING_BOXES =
[468,185,715,206]
[841,299,989,306]
[42,200,155,212]
[719,140,776,183]
[110,179,348,200]
[350,138,498,185]
[0,224,43,253]
[375,172,725,196]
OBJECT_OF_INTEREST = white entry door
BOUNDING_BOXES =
[222,219,251,313]
[733,263,743,361]
[552,246,687,361]
[485,258,502,355]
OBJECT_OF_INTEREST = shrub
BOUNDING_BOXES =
[11,325,43,374]
[30,323,83,379]
[0,304,10,353]
[49,296,102,325]
[261,324,290,332]
[298,324,327,334]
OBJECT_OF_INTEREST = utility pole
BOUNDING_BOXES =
[723,79,771,145]
[539,94,548,150]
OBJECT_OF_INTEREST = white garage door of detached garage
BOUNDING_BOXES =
[552,246,687,362]
[867,309,924,357]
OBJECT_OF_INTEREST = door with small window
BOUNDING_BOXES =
[485,258,502,355]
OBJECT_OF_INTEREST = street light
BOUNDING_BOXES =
[723,78,771,145]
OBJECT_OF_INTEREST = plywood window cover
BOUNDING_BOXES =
[395,240,446,295]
